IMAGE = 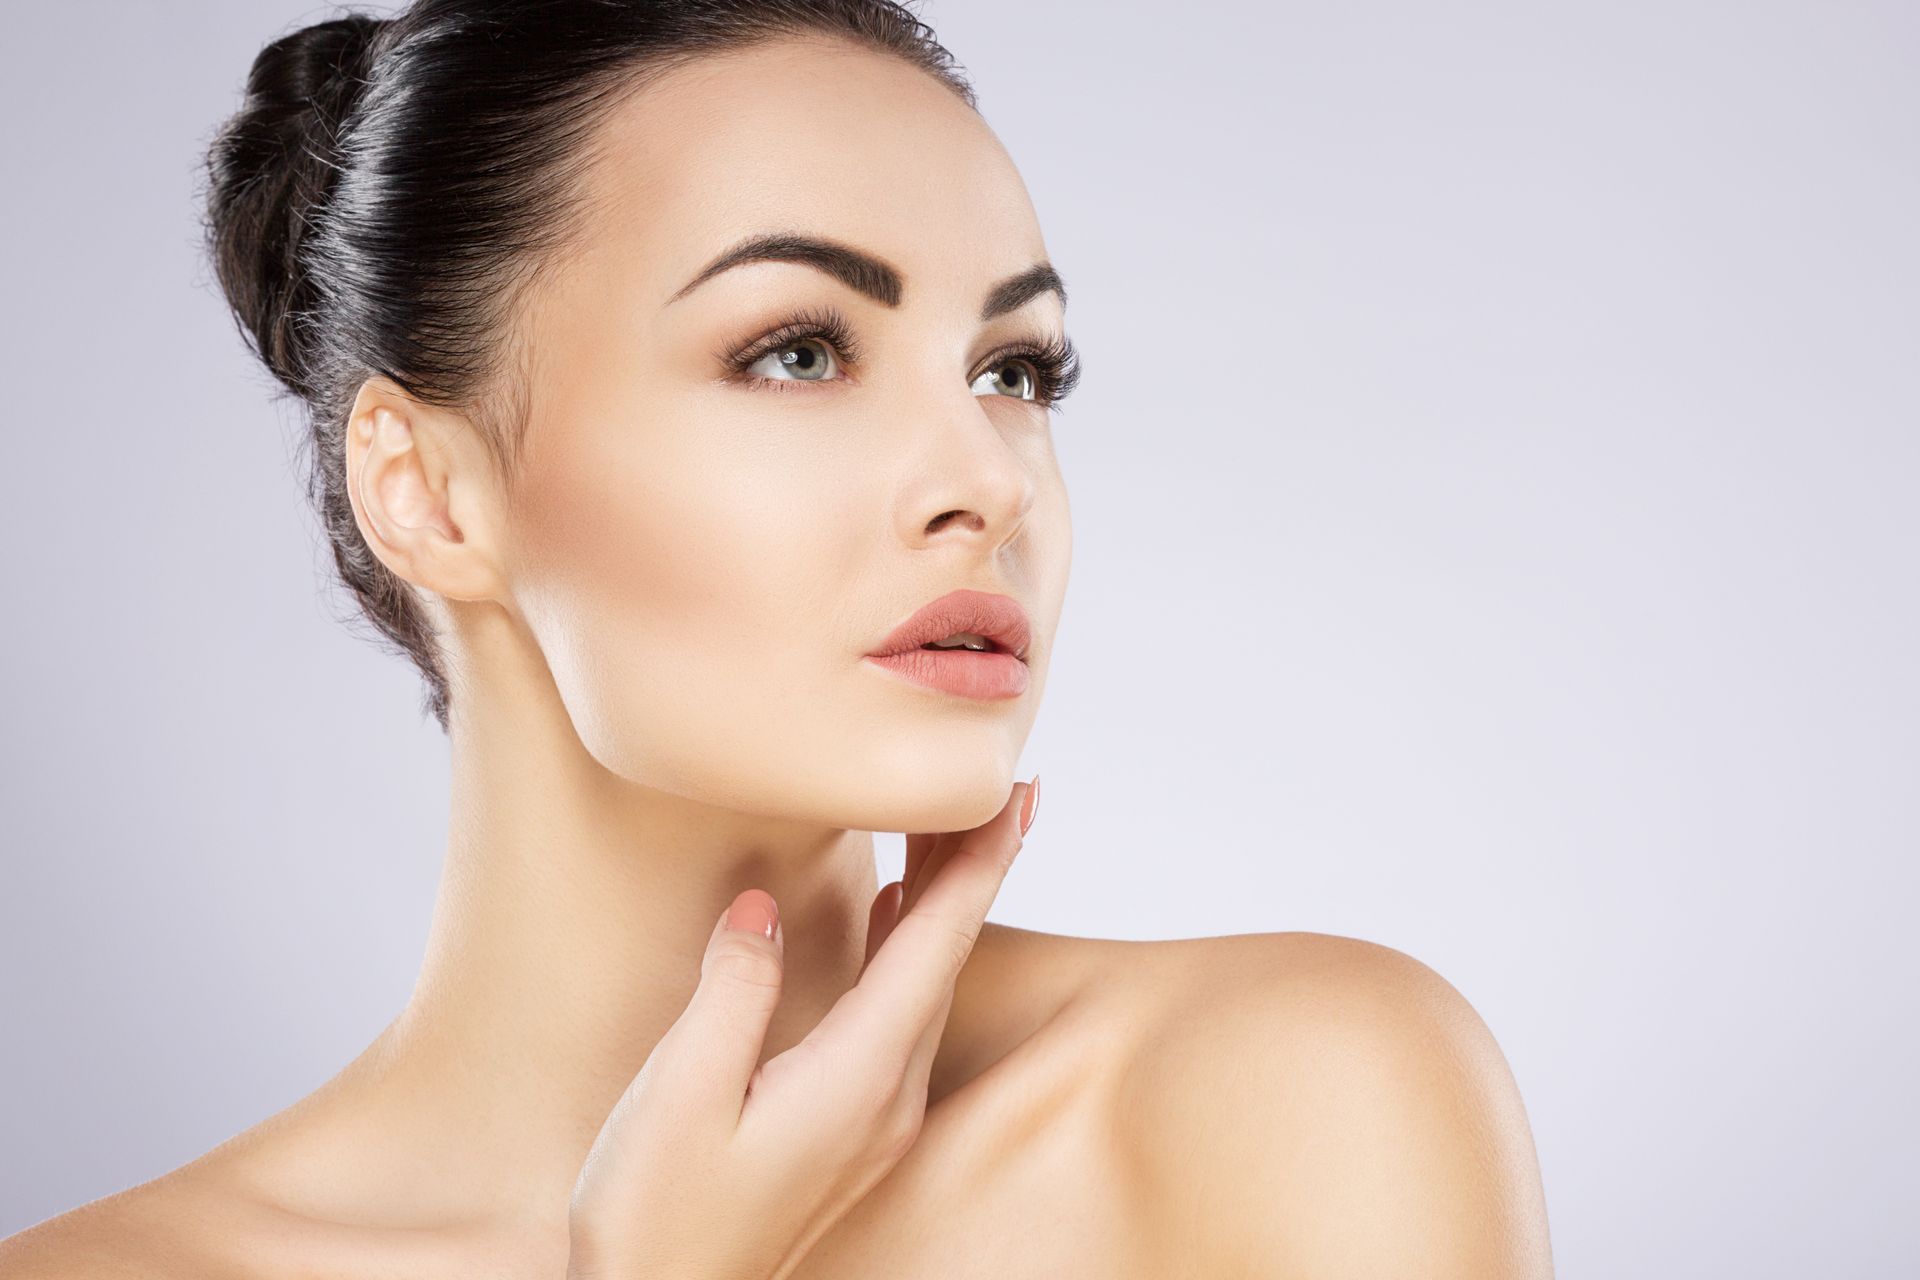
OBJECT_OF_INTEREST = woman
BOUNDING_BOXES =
[0,1,1554,1275]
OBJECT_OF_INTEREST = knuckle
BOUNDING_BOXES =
[777,1034,832,1093]
[864,1058,910,1115]
[965,830,1020,872]
[836,1054,908,1124]
[895,910,981,975]
[939,916,981,972]
[887,909,983,982]
[707,941,783,991]
[877,1102,924,1164]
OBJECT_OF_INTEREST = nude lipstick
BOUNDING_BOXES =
[862,588,1032,700]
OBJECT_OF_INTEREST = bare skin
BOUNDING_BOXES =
[0,34,1554,1279]
[0,929,1552,1278]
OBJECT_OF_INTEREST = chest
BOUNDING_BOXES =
[785,1063,1160,1279]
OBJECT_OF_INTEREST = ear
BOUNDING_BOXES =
[343,377,509,604]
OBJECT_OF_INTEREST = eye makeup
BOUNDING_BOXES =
[717,303,1082,408]
[719,303,867,382]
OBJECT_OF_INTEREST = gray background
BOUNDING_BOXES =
[3,1,1915,1273]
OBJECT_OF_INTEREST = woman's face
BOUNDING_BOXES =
[501,38,1072,835]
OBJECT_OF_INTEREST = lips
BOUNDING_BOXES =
[866,588,1032,664]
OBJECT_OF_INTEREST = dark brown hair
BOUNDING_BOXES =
[200,0,975,732]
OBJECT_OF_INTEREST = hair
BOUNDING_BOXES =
[199,0,975,733]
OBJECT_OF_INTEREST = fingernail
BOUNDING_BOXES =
[727,891,778,942]
[1019,774,1041,837]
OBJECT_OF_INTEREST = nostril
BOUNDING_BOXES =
[926,510,984,535]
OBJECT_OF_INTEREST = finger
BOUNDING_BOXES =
[901,829,961,917]
[902,832,939,910]
[900,772,1037,914]
[804,779,1033,1070]
[895,778,1042,1096]
[651,888,785,1123]
[896,969,959,1105]
[862,879,905,973]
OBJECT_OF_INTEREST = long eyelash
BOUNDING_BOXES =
[723,307,1084,409]
[980,332,1083,410]
[723,305,863,390]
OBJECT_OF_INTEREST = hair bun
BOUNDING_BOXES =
[201,14,387,398]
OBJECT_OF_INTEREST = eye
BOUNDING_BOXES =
[971,334,1082,409]
[744,335,841,384]
[971,357,1041,401]
[723,306,1082,409]
[723,304,862,393]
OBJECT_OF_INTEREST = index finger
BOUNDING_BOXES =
[805,779,1034,1066]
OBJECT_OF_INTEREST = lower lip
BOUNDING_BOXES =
[862,648,1030,700]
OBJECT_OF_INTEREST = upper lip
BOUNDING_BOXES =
[866,588,1032,663]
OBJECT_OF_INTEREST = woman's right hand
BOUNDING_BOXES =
[564,776,1041,1280]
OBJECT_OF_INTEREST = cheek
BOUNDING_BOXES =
[505,403,866,795]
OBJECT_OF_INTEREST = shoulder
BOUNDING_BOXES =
[1105,931,1556,1279]
[0,1158,509,1280]
[0,1173,251,1280]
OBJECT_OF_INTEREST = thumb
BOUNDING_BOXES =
[669,889,786,1116]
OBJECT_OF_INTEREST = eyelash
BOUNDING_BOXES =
[721,304,1083,410]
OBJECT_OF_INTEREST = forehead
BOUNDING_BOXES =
[571,37,1046,301]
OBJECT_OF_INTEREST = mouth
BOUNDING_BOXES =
[865,588,1033,664]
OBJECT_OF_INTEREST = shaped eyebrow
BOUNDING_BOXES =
[666,231,1067,320]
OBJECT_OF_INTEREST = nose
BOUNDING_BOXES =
[893,394,1038,554]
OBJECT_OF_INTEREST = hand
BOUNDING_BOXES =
[565,776,1042,1280]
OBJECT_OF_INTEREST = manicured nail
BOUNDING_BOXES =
[727,891,778,941]
[1019,774,1041,837]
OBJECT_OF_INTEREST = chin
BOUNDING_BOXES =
[902,782,1022,838]
[828,749,1026,837]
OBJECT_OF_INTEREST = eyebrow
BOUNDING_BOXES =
[666,231,1067,321]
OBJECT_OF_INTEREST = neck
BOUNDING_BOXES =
[264,610,883,1231]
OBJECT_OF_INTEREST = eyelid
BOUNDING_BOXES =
[721,307,1078,405]
[719,303,864,378]
[974,336,1054,376]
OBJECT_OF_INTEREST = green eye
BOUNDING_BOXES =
[746,337,840,383]
[728,308,1081,409]
[971,358,1041,401]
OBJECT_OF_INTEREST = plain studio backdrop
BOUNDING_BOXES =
[2,1,1915,1273]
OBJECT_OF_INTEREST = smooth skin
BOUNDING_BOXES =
[568,782,1041,1280]
[0,35,1553,1279]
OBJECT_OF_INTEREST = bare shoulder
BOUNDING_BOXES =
[1100,931,1556,1280]
[0,1169,256,1280]
[0,1154,517,1280]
